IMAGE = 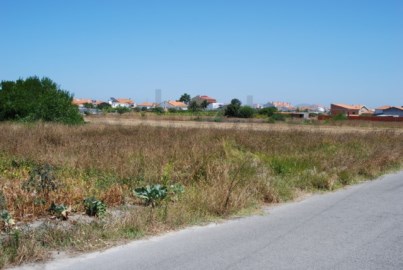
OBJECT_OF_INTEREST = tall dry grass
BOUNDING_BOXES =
[0,122,402,267]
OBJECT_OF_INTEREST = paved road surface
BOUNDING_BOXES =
[18,171,403,270]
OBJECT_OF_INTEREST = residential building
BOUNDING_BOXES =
[374,106,390,115]
[330,104,370,116]
[72,98,103,115]
[160,101,188,110]
[262,102,275,108]
[109,97,135,108]
[297,104,326,113]
[206,103,224,110]
[72,98,101,107]
[191,95,217,105]
[375,106,403,117]
[264,101,295,111]
[137,102,158,110]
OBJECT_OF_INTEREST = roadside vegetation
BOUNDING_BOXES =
[0,123,402,268]
[0,77,83,124]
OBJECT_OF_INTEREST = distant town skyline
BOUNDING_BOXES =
[1,1,402,108]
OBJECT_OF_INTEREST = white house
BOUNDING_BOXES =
[109,97,136,108]
[206,103,224,110]
[160,101,188,110]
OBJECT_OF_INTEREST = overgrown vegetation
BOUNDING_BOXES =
[0,76,83,124]
[224,99,255,118]
[0,123,402,268]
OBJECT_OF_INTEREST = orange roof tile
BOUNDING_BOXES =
[332,104,364,110]
[115,98,134,104]
[168,101,187,107]
[72,98,93,105]
[375,105,391,110]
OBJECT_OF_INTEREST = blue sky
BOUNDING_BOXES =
[1,0,402,107]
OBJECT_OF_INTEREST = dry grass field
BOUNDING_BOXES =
[0,121,402,267]
[86,114,403,134]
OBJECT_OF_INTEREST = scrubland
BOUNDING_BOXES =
[0,122,402,267]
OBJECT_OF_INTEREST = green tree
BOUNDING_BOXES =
[97,102,111,110]
[238,106,255,118]
[224,98,242,117]
[152,107,165,114]
[115,106,131,114]
[179,93,191,104]
[188,100,201,112]
[259,107,277,117]
[0,76,83,124]
[201,99,209,110]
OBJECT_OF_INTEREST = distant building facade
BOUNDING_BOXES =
[191,95,217,105]
[330,104,370,116]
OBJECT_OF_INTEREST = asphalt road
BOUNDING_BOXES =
[19,171,403,270]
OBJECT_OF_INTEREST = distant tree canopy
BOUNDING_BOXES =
[0,76,83,124]
[258,107,278,117]
[178,93,191,104]
[188,100,201,112]
[224,99,242,117]
[224,99,255,118]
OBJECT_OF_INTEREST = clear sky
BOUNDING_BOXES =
[1,0,402,107]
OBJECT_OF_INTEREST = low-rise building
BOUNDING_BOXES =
[191,95,217,105]
[109,97,135,108]
[160,101,188,110]
[137,102,158,110]
[375,106,403,117]
[330,104,370,116]
[206,103,224,110]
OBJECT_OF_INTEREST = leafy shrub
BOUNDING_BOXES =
[259,107,277,117]
[48,203,70,220]
[83,197,107,217]
[134,184,168,207]
[267,117,276,124]
[271,113,286,121]
[152,107,165,115]
[238,106,255,118]
[22,164,59,197]
[0,210,15,231]
[115,106,131,115]
[332,113,348,121]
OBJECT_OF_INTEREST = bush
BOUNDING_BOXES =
[152,107,165,115]
[134,184,168,207]
[83,197,107,217]
[0,76,83,124]
[271,113,286,121]
[115,106,131,115]
[259,107,277,117]
[238,106,255,118]
[332,113,348,121]
[224,99,241,117]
